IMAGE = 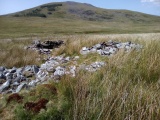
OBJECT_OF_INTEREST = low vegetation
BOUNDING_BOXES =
[0,34,160,120]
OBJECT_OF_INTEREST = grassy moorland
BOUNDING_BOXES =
[0,33,160,120]
[0,1,160,38]
[0,16,159,39]
[0,1,160,119]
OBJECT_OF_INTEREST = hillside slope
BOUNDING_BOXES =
[9,1,160,23]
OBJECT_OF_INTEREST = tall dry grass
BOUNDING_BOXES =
[0,34,160,120]
[56,34,160,120]
[0,38,41,68]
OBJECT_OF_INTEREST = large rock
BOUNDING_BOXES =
[0,80,11,93]
[32,65,39,74]
[28,80,37,87]
[84,62,106,72]
[9,67,17,73]
[0,66,5,72]
[53,66,66,76]
[16,82,27,93]
[36,70,49,82]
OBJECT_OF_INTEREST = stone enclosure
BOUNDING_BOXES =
[0,40,142,94]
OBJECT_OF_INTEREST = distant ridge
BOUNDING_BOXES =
[5,1,160,23]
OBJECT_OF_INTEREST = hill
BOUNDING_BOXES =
[0,1,160,38]
[10,1,160,23]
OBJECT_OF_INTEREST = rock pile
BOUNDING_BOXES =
[0,65,39,94]
[80,41,142,56]
[0,40,143,94]
[79,62,106,72]
[0,55,105,94]
[26,40,64,54]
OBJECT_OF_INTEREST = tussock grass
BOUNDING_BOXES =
[53,34,160,120]
[0,39,40,68]
[0,34,160,119]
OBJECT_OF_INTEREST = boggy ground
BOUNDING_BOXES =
[0,33,160,120]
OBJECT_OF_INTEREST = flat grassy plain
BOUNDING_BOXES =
[0,33,160,120]
[0,16,160,39]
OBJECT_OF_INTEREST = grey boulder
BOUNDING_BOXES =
[15,82,27,93]
[0,80,11,93]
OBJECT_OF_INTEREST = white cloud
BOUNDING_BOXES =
[141,0,160,5]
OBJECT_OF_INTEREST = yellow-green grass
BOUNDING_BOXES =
[0,34,160,120]
[0,16,160,39]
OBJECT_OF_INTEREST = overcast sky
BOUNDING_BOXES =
[0,0,160,16]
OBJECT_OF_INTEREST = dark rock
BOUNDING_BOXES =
[26,40,64,55]
[0,73,5,79]
[32,65,39,74]
[10,67,17,73]
[34,40,64,49]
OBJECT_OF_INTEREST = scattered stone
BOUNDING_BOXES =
[74,56,80,60]
[0,40,142,94]
[84,62,106,72]
[80,41,142,56]
[69,66,76,77]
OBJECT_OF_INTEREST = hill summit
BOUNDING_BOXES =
[10,1,160,23]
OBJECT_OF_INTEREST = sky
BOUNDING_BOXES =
[0,0,160,16]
